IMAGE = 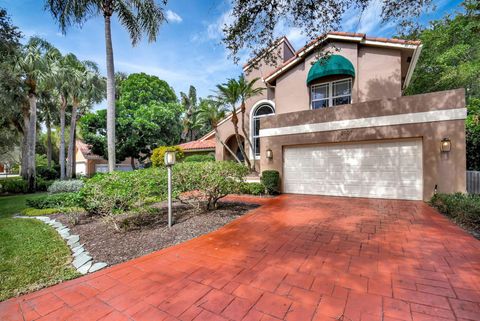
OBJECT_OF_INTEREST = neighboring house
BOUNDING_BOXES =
[75,140,139,176]
[201,31,466,201]
[178,133,216,156]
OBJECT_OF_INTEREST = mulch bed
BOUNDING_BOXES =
[49,201,259,266]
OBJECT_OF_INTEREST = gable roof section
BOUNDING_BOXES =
[264,31,421,83]
[179,139,215,151]
[76,140,104,160]
[242,36,296,71]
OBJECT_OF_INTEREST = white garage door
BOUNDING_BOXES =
[283,140,423,200]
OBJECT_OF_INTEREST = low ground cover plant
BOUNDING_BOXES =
[26,192,81,209]
[0,177,52,194]
[430,193,480,233]
[240,182,265,195]
[48,180,84,194]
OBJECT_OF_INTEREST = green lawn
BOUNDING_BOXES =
[0,194,78,301]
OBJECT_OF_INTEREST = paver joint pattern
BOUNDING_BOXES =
[1,194,480,321]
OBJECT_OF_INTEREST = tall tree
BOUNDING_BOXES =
[223,0,433,64]
[66,59,105,178]
[197,98,241,163]
[14,37,53,191]
[46,0,167,173]
[38,91,59,168]
[237,75,265,170]
[180,85,200,142]
[215,78,252,169]
[80,73,182,167]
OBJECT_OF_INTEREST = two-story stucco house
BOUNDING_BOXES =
[202,31,466,201]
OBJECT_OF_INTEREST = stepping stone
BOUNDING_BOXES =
[89,262,107,273]
[69,242,80,249]
[52,222,64,229]
[77,261,92,275]
[72,253,92,269]
[58,227,70,233]
[36,217,50,222]
[67,235,80,246]
[47,219,56,225]
[71,244,84,252]
[73,247,85,257]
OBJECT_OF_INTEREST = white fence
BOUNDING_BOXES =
[466,171,480,194]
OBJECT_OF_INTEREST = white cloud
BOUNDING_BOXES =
[206,9,233,40]
[341,0,394,35]
[165,10,182,23]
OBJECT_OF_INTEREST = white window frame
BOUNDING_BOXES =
[311,78,352,109]
[249,100,275,160]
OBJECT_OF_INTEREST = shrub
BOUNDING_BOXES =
[183,154,215,163]
[261,170,280,195]
[48,180,84,194]
[80,168,168,216]
[430,193,480,231]
[151,146,184,167]
[26,192,82,209]
[37,167,59,180]
[174,161,248,210]
[0,178,28,194]
[36,178,53,192]
[240,182,265,195]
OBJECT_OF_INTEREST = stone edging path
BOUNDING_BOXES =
[16,216,107,274]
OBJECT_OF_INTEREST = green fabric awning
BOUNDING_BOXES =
[306,55,355,84]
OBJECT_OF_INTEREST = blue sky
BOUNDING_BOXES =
[1,0,464,109]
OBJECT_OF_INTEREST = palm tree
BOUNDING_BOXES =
[197,99,241,163]
[46,0,167,173]
[180,85,199,142]
[38,91,59,169]
[214,79,252,169]
[14,37,52,191]
[66,59,105,178]
[237,75,265,170]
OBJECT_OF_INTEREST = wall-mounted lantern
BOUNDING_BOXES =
[266,148,273,159]
[440,138,451,152]
[164,151,176,227]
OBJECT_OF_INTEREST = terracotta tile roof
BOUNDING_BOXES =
[179,139,216,151]
[76,140,104,160]
[260,31,421,81]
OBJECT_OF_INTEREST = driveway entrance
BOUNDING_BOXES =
[1,195,479,320]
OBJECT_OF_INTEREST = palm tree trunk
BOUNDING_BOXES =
[67,99,78,178]
[59,96,67,180]
[46,112,52,169]
[240,102,255,171]
[27,93,37,192]
[231,110,251,169]
[215,129,242,164]
[71,135,76,179]
[130,157,136,170]
[104,14,116,173]
[20,105,29,179]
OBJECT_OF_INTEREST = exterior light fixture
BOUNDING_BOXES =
[266,148,273,159]
[164,150,176,227]
[440,138,451,152]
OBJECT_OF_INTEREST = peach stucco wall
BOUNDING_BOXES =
[258,89,466,201]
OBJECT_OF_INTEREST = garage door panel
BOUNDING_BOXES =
[283,140,423,200]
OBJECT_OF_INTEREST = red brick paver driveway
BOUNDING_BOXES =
[1,195,480,321]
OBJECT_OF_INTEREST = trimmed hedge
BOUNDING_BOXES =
[183,154,215,163]
[430,193,480,231]
[150,146,184,167]
[261,170,280,195]
[0,178,28,194]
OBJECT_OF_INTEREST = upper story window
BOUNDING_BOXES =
[252,103,275,158]
[311,78,352,109]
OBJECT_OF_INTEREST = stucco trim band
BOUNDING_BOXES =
[259,107,467,137]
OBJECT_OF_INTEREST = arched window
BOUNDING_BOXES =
[252,104,275,158]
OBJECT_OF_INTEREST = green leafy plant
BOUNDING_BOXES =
[183,154,215,163]
[26,192,81,209]
[35,178,53,192]
[430,193,480,232]
[240,182,265,195]
[150,146,185,167]
[261,170,280,195]
[20,208,63,216]
[174,161,248,210]
[36,167,59,180]
[0,178,28,194]
[48,180,84,194]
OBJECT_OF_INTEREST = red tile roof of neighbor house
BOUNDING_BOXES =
[76,140,104,160]
[179,139,216,151]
